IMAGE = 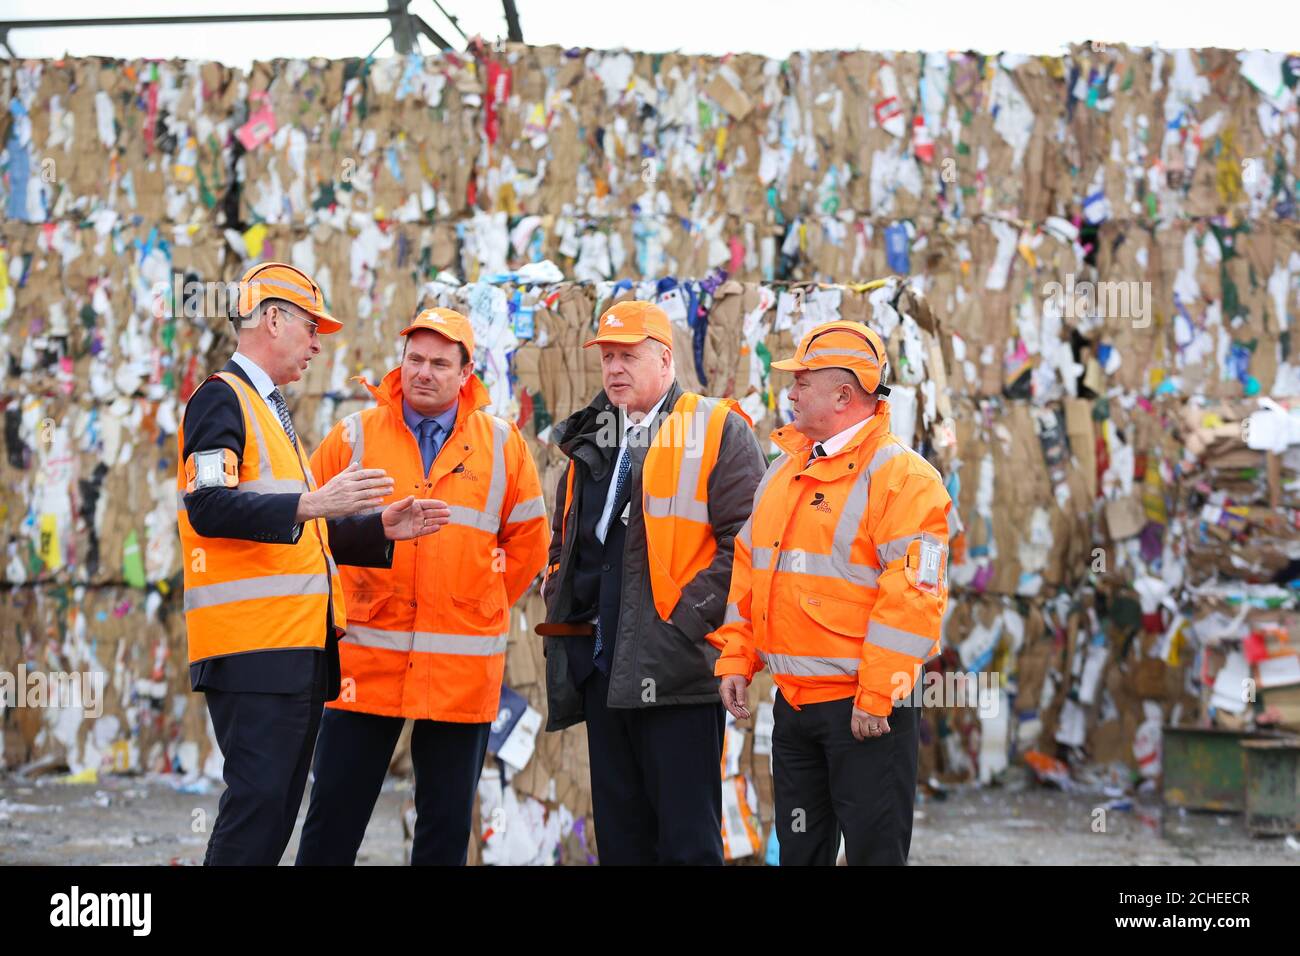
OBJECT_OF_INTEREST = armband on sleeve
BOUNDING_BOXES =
[185,449,239,493]
[904,532,947,594]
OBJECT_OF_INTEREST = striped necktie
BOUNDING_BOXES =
[268,388,298,450]
[806,442,827,468]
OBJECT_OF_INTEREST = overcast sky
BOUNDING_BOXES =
[3,0,1298,66]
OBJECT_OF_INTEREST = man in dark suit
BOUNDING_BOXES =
[178,262,450,865]
[540,301,765,864]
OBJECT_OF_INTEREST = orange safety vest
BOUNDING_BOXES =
[710,401,956,716]
[548,391,749,622]
[310,368,549,723]
[176,371,346,664]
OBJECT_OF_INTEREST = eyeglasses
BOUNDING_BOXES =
[278,308,319,339]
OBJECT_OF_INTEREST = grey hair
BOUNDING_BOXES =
[821,367,873,405]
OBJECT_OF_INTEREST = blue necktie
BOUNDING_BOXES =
[593,448,633,673]
[418,419,442,476]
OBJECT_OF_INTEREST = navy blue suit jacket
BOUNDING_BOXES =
[182,359,393,697]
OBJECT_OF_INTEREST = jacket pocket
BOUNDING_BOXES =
[347,590,392,625]
[797,591,870,638]
[449,591,506,631]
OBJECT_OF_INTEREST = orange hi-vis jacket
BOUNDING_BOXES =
[710,401,954,716]
[177,371,346,664]
[310,368,549,723]
[545,391,750,621]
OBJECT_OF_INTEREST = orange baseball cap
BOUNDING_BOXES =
[584,300,674,349]
[237,261,342,334]
[400,307,475,356]
[772,320,892,396]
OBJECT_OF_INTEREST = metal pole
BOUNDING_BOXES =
[502,0,523,42]
[0,12,407,30]
[387,0,415,55]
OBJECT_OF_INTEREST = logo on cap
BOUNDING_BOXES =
[604,316,624,327]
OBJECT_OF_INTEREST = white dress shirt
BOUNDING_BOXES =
[818,414,874,457]
[229,352,283,418]
[595,389,671,544]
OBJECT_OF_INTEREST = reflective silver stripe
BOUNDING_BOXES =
[413,631,508,655]
[220,374,277,478]
[343,412,364,467]
[343,625,411,651]
[820,442,908,583]
[176,489,187,511]
[506,496,546,525]
[343,627,509,656]
[643,398,719,526]
[184,573,330,612]
[759,651,860,677]
[736,516,752,549]
[326,554,340,578]
[755,452,789,498]
[867,442,909,477]
[750,443,908,588]
[447,504,501,533]
[750,546,880,586]
[947,506,964,537]
[723,602,744,625]
[643,494,710,522]
[239,478,309,494]
[828,460,872,582]
[876,533,922,567]
[802,346,877,362]
[251,276,317,303]
[774,550,880,586]
[865,621,937,658]
[743,453,786,568]
[484,416,510,520]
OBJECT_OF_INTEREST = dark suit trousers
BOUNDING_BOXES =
[203,681,325,866]
[295,708,491,866]
[772,692,919,866]
[582,670,725,865]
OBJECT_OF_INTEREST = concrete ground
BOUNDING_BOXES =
[2,771,1297,865]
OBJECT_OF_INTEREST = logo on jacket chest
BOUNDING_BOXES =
[451,462,478,482]
[809,492,832,514]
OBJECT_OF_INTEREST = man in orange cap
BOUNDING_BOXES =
[295,306,549,865]
[710,319,956,865]
[539,299,765,864]
[177,263,452,865]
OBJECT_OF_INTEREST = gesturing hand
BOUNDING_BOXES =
[382,496,452,540]
[298,462,394,521]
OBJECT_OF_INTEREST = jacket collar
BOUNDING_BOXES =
[357,366,492,437]
[555,379,683,474]
[770,400,893,474]
[222,357,254,388]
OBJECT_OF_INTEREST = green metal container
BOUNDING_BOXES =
[1242,738,1300,836]
[1161,727,1264,812]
